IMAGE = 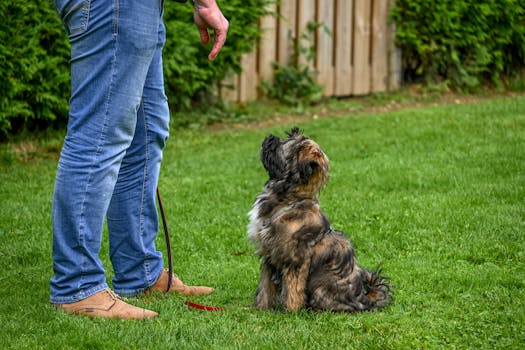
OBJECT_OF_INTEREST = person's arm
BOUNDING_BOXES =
[193,0,229,61]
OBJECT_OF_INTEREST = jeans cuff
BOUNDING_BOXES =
[50,283,109,304]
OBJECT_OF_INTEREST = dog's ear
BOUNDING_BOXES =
[299,160,319,184]
[261,135,285,179]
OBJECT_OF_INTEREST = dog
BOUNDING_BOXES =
[248,127,392,312]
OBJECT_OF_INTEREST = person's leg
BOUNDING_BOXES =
[108,20,170,297]
[50,0,163,304]
[107,17,214,297]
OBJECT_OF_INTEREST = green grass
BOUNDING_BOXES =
[1,95,524,349]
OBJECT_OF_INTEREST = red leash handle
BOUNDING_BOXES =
[184,301,224,311]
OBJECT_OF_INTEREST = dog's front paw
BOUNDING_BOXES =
[281,293,305,312]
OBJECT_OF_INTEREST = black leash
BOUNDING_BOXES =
[155,0,196,294]
[156,186,224,311]
[156,187,173,292]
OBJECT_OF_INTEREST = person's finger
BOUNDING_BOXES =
[194,13,210,45]
[199,28,210,46]
[208,29,227,61]
[208,18,229,61]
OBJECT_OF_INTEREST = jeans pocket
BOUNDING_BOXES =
[53,0,91,37]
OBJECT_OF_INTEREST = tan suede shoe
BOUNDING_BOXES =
[54,289,158,319]
[147,269,214,296]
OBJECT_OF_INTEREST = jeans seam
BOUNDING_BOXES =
[113,0,119,36]
[140,99,151,284]
[78,0,119,283]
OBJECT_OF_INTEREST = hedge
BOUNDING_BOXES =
[0,1,70,138]
[0,0,267,139]
[391,0,525,88]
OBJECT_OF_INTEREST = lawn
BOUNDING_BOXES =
[0,95,524,349]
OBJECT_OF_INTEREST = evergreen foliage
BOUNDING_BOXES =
[0,0,268,138]
[0,1,70,137]
[392,0,525,89]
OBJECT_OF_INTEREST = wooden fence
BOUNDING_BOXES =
[221,0,401,102]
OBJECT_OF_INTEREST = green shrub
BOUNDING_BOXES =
[391,0,525,89]
[260,21,324,109]
[0,0,268,139]
[0,1,70,138]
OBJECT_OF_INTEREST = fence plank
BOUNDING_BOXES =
[277,0,297,65]
[297,0,316,68]
[221,71,239,102]
[238,51,258,102]
[316,0,335,96]
[259,2,278,92]
[371,0,388,92]
[388,0,401,90]
[353,0,371,95]
[334,0,354,96]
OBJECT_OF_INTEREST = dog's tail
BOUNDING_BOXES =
[361,268,393,310]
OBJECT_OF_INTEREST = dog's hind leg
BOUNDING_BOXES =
[308,280,370,312]
[361,268,392,310]
[254,262,279,310]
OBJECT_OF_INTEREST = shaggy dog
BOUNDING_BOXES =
[248,128,392,312]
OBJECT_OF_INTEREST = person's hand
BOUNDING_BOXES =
[193,0,229,61]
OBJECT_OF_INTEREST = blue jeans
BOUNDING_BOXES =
[50,0,170,303]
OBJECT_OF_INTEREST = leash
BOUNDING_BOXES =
[155,187,224,311]
[156,187,224,311]
[156,187,173,293]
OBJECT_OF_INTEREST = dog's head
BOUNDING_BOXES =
[260,127,329,196]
